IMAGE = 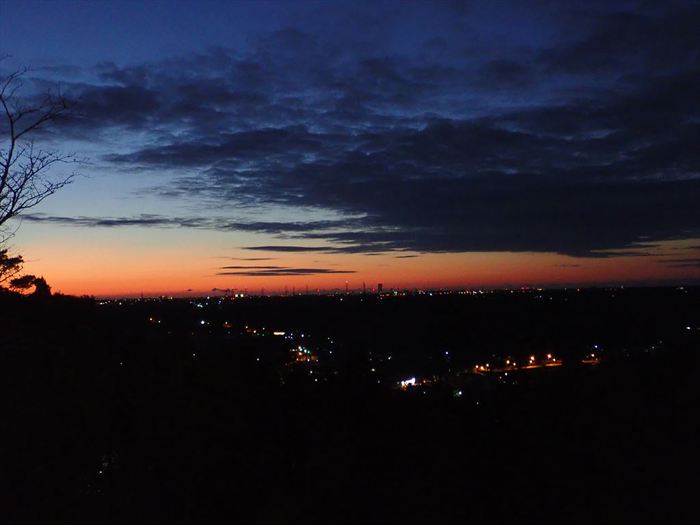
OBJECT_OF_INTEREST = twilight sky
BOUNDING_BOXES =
[1,0,699,296]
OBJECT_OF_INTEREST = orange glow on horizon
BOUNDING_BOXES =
[15,235,700,298]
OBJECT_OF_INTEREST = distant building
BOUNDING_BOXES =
[377,283,383,293]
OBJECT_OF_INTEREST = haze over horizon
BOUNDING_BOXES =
[2,0,699,296]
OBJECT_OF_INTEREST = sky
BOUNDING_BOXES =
[1,0,699,296]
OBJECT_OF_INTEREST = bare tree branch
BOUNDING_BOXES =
[1,59,75,231]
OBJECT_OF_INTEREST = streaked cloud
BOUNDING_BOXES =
[217,265,355,276]
[13,1,700,260]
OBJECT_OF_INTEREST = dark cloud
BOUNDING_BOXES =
[24,1,700,260]
[584,249,659,259]
[476,59,533,89]
[661,258,700,268]
[22,213,362,236]
[242,245,340,253]
[539,4,700,74]
[94,68,700,257]
[22,213,205,229]
[668,262,700,268]
[220,257,276,261]
[220,265,284,270]
[217,266,356,276]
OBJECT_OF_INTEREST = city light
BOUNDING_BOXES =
[400,377,417,389]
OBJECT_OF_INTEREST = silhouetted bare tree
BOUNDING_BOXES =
[1,60,74,235]
[1,59,75,295]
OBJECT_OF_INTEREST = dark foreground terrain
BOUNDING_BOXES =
[2,288,699,524]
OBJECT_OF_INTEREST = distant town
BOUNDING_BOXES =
[4,285,699,522]
[93,286,698,399]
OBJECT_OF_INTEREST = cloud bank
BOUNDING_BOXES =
[15,1,700,258]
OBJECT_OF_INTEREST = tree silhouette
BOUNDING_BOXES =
[1,60,75,235]
[9,273,51,297]
[0,247,50,295]
[0,247,23,286]
[1,60,76,295]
